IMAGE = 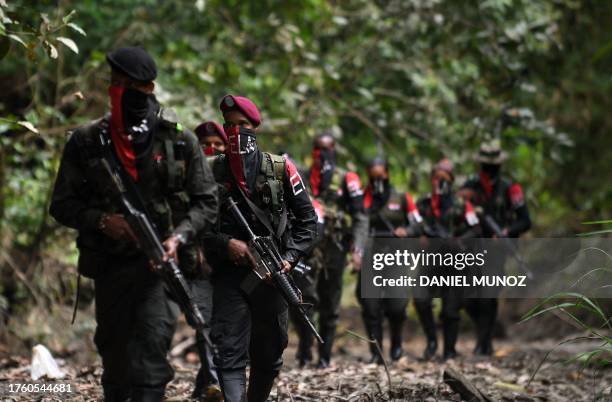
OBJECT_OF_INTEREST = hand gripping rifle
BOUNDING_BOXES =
[227,196,324,344]
[100,157,214,348]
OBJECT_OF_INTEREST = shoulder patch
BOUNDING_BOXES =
[285,157,305,196]
[464,200,480,226]
[405,192,423,223]
[508,183,525,208]
[344,171,363,196]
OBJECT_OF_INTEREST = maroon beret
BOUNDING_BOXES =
[219,94,261,127]
[194,121,227,144]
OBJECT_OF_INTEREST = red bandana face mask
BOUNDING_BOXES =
[108,85,138,181]
[203,145,216,156]
[431,177,441,218]
[225,125,259,194]
[109,85,126,135]
[309,148,322,197]
[479,170,493,198]
[309,147,335,197]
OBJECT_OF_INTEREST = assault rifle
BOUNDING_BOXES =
[481,214,534,279]
[100,157,213,348]
[227,196,324,344]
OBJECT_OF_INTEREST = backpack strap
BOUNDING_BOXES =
[157,108,185,193]
[260,152,287,239]
[261,152,285,213]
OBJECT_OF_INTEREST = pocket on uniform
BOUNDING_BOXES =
[150,199,172,236]
[178,243,200,279]
[77,247,105,279]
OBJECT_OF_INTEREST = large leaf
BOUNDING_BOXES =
[56,37,78,54]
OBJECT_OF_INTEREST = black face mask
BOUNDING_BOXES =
[227,125,261,194]
[318,148,336,191]
[122,88,156,136]
[371,177,386,195]
[436,179,452,196]
[481,163,501,180]
[370,177,391,209]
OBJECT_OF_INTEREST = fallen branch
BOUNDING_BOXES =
[443,368,492,402]
[345,329,392,396]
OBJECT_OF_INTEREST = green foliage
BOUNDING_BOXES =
[1,0,610,247]
[521,228,611,388]
[0,2,87,249]
[0,1,609,252]
[521,291,611,378]
[0,0,609,354]
[0,2,84,61]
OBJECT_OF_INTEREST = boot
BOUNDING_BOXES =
[415,299,437,360]
[296,332,313,368]
[130,387,165,402]
[474,299,497,356]
[474,338,494,356]
[218,369,246,402]
[367,334,384,365]
[443,319,459,360]
[423,338,438,361]
[192,338,222,400]
[365,323,383,365]
[315,358,330,369]
[389,318,404,362]
[247,369,278,402]
[317,328,336,368]
[102,385,130,402]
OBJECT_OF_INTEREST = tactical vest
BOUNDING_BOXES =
[368,191,409,235]
[308,168,352,238]
[468,175,515,227]
[418,194,470,238]
[208,152,287,232]
[72,109,198,275]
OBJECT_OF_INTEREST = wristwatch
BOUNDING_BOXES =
[98,213,111,231]
[174,233,187,245]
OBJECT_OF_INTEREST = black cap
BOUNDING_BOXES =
[106,46,157,82]
[368,157,388,170]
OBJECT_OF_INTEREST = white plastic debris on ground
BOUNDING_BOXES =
[31,344,65,380]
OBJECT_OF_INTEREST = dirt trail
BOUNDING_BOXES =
[1,329,610,402]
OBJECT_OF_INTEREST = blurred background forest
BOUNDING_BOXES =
[0,0,610,359]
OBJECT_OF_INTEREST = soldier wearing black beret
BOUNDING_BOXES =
[49,47,218,402]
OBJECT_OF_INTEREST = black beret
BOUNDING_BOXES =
[368,157,388,170]
[106,46,157,82]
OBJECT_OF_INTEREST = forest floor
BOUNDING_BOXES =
[0,307,610,402]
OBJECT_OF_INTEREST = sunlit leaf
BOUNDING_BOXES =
[44,40,58,58]
[17,121,39,134]
[57,37,78,54]
[67,22,86,36]
[7,33,26,47]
